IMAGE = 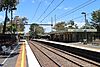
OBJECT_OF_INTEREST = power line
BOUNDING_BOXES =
[65,0,96,19]
[40,0,64,23]
[36,0,55,21]
[32,0,42,19]
[57,0,96,20]
[57,0,91,18]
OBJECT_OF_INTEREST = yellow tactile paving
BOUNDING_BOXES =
[15,42,26,67]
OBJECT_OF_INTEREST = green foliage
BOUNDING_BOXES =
[0,0,18,12]
[29,23,44,38]
[0,0,19,34]
[80,24,95,29]
[66,20,78,29]
[91,9,100,32]
[53,21,65,31]
[91,10,100,22]
[6,24,17,33]
[14,16,28,32]
[5,16,28,33]
[69,20,74,25]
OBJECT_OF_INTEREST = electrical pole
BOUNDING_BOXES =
[55,15,56,25]
[51,17,53,32]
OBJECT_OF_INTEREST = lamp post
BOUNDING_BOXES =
[81,12,87,44]
[81,12,87,25]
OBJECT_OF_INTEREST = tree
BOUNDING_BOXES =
[5,16,28,33]
[18,17,28,31]
[80,24,95,29]
[0,0,19,34]
[80,20,95,29]
[6,23,17,33]
[22,17,28,24]
[65,20,78,29]
[53,21,65,31]
[13,16,28,32]
[29,23,44,38]
[91,10,100,32]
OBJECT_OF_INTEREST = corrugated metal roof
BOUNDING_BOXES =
[50,29,97,34]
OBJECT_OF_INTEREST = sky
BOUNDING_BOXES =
[0,0,100,33]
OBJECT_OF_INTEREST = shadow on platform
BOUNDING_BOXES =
[0,52,19,58]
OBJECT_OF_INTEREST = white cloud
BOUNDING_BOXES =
[64,8,68,10]
[58,6,72,11]
[32,0,35,3]
[64,7,72,11]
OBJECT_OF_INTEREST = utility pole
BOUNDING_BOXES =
[55,15,56,25]
[51,17,53,32]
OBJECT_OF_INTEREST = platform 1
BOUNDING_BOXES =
[15,40,40,67]
[0,40,40,67]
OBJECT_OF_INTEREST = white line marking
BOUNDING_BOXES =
[1,44,19,65]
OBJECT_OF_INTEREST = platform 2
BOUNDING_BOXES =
[33,39,100,62]
[34,39,100,53]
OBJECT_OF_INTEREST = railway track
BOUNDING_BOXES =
[29,41,100,67]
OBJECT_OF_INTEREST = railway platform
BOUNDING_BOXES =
[0,39,100,67]
[33,39,100,63]
[0,40,40,67]
[33,39,100,53]
[29,40,100,67]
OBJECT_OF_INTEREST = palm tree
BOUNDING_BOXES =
[0,0,19,34]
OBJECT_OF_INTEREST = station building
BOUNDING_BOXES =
[50,29,97,42]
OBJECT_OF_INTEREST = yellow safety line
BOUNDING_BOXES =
[21,42,25,67]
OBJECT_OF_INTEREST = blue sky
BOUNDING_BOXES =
[0,0,100,33]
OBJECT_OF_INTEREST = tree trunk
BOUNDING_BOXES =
[2,7,8,34]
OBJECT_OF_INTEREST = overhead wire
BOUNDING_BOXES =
[57,0,96,20]
[32,0,43,19]
[57,0,91,18]
[40,0,64,23]
[64,13,92,26]
[36,0,55,21]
